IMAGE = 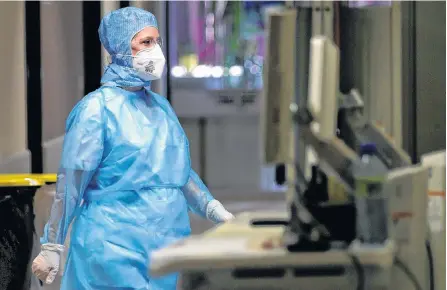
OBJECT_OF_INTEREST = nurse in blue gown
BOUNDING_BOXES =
[32,7,234,290]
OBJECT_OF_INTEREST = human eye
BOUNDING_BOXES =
[142,38,156,47]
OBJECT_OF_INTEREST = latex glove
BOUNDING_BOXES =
[32,243,65,284]
[206,200,235,224]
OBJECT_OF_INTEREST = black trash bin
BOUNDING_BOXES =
[0,175,56,290]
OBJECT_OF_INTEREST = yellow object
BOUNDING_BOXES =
[0,174,57,187]
[327,176,349,202]
[179,54,198,72]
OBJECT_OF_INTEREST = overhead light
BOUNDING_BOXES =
[171,66,187,78]
[192,65,211,78]
[211,66,224,78]
[229,65,243,77]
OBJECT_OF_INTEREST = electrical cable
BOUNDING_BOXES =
[348,254,364,290]
[426,239,435,290]
[394,257,423,290]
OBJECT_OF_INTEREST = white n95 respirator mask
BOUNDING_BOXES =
[132,44,166,81]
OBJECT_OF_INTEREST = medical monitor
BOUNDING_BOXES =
[261,8,297,164]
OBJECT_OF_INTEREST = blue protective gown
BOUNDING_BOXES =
[42,84,216,290]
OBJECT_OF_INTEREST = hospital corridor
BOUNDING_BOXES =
[0,1,445,290]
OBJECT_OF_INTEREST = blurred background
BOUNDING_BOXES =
[0,0,445,233]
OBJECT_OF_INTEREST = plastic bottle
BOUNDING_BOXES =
[354,143,390,244]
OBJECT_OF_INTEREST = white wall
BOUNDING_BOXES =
[0,1,27,156]
[0,1,30,172]
[206,116,261,189]
[41,1,84,142]
[181,116,262,190]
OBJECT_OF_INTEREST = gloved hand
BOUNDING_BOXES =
[32,243,65,284]
[206,200,235,224]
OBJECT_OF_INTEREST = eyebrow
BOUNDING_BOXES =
[139,36,158,41]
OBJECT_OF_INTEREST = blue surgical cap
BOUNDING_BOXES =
[99,7,158,68]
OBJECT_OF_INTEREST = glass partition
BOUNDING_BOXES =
[168,1,284,92]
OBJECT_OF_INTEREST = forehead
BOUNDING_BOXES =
[132,26,159,41]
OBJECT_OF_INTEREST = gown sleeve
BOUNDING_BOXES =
[181,169,215,219]
[41,94,105,245]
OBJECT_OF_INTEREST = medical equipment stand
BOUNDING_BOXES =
[150,5,431,290]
